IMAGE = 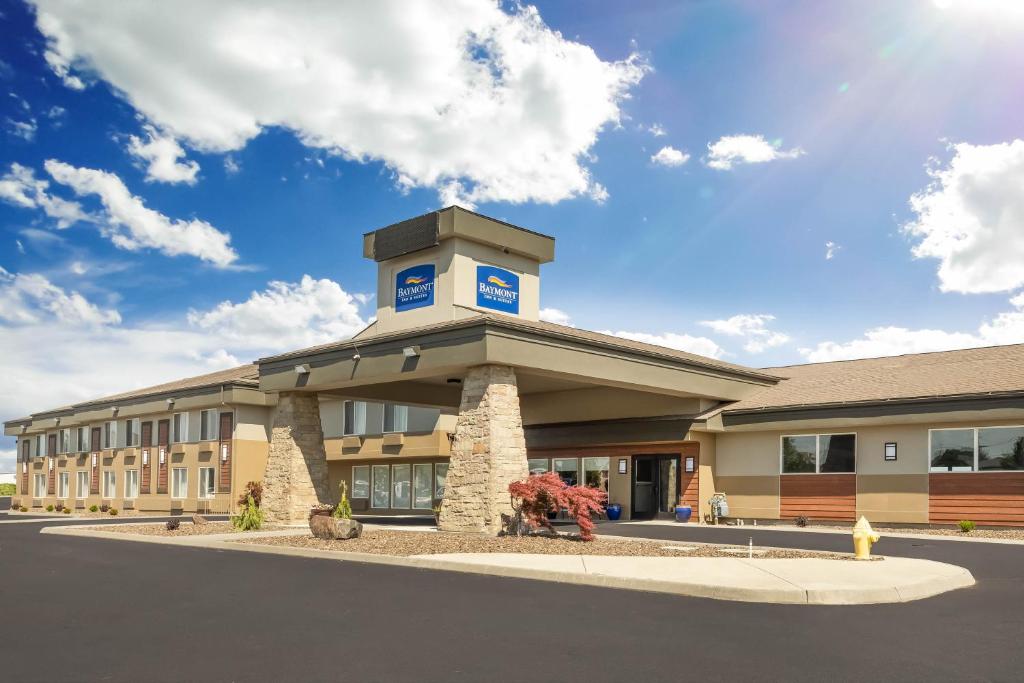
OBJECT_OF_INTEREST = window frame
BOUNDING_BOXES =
[371,464,390,509]
[928,426,1024,473]
[383,403,409,434]
[200,409,219,441]
[198,466,215,499]
[172,412,189,444]
[780,433,857,475]
[34,473,46,497]
[171,467,188,499]
[412,463,433,510]
[434,462,449,501]
[76,470,89,499]
[102,470,117,498]
[58,471,69,499]
[391,463,412,510]
[351,465,370,499]
[343,401,367,436]
[59,428,70,455]
[124,469,139,499]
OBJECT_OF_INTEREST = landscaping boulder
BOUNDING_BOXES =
[309,515,363,540]
[192,513,209,526]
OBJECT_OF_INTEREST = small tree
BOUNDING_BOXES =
[237,481,263,509]
[333,480,353,520]
[232,495,264,531]
[508,472,607,541]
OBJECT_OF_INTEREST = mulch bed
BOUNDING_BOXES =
[82,521,283,536]
[233,530,856,559]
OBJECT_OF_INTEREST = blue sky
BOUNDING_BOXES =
[2,0,1024,462]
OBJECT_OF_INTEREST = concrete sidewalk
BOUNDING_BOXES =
[42,523,974,605]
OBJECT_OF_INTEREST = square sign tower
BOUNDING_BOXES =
[362,207,555,336]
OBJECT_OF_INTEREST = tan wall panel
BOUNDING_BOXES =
[715,432,781,477]
[856,474,928,523]
[233,438,270,510]
[689,431,717,521]
[520,388,701,425]
[713,475,779,519]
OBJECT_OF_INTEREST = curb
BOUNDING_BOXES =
[41,525,975,605]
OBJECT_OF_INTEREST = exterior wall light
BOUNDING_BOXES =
[166,398,175,408]
[295,363,311,374]
[402,345,421,358]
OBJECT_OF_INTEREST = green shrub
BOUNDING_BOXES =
[332,480,353,520]
[958,520,976,533]
[109,508,118,516]
[88,504,98,512]
[100,504,109,513]
[46,504,54,512]
[20,506,28,512]
[0,483,15,496]
[62,507,71,514]
[231,495,263,531]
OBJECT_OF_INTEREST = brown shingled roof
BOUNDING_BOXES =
[725,343,1024,413]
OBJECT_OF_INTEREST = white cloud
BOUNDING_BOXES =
[15,239,25,254]
[650,146,690,167]
[0,163,89,228]
[187,275,367,350]
[6,117,37,141]
[223,156,240,175]
[126,124,200,185]
[647,123,667,137]
[0,267,121,326]
[825,241,841,260]
[44,160,238,267]
[0,271,367,425]
[33,0,647,208]
[904,140,1024,294]
[699,313,790,353]
[800,293,1024,362]
[600,329,724,359]
[539,307,573,326]
[704,134,804,170]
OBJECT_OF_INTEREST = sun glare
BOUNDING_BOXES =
[933,0,1024,20]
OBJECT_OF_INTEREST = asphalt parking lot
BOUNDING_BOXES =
[2,514,1023,682]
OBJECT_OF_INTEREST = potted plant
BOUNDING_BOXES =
[674,505,692,523]
[606,502,623,521]
[308,481,362,540]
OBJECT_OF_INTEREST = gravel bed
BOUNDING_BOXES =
[233,530,856,559]
[82,521,283,536]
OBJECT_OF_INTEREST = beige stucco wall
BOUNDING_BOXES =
[713,475,780,519]
[520,389,702,425]
[688,430,717,521]
[856,474,929,523]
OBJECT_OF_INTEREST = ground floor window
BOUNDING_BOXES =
[434,463,448,499]
[171,467,188,499]
[781,434,856,473]
[102,471,116,498]
[58,471,69,498]
[76,471,89,499]
[392,464,411,509]
[528,458,550,475]
[413,463,433,509]
[931,426,1024,472]
[198,467,215,499]
[125,469,139,499]
[34,473,45,497]
[553,458,579,486]
[583,457,610,493]
[372,464,390,508]
[352,465,370,499]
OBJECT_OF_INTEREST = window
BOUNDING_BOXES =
[200,410,219,441]
[931,427,1024,472]
[103,421,117,450]
[528,458,550,475]
[413,464,433,509]
[198,467,215,499]
[123,418,140,447]
[434,463,449,499]
[171,467,188,499]
[371,464,390,508]
[58,471,69,498]
[553,458,579,486]
[343,401,367,436]
[392,463,411,509]
[102,470,116,498]
[173,412,189,443]
[352,465,370,499]
[76,471,89,499]
[36,434,44,457]
[77,426,88,452]
[59,429,70,454]
[34,473,45,497]
[583,457,610,493]
[383,404,408,433]
[781,434,856,474]
[125,470,139,499]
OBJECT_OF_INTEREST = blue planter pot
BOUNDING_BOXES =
[674,505,693,523]
[606,503,622,521]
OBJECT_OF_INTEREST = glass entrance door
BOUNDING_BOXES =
[631,454,680,519]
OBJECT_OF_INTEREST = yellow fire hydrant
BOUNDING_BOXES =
[852,516,880,560]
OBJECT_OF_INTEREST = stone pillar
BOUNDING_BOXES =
[262,392,331,525]
[439,365,529,534]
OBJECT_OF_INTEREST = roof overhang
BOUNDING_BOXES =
[258,317,776,410]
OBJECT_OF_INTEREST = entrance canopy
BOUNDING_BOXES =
[258,313,780,426]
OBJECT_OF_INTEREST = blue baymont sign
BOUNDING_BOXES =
[476,265,519,314]
[395,264,435,312]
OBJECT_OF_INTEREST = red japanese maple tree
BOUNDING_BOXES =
[508,472,607,541]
